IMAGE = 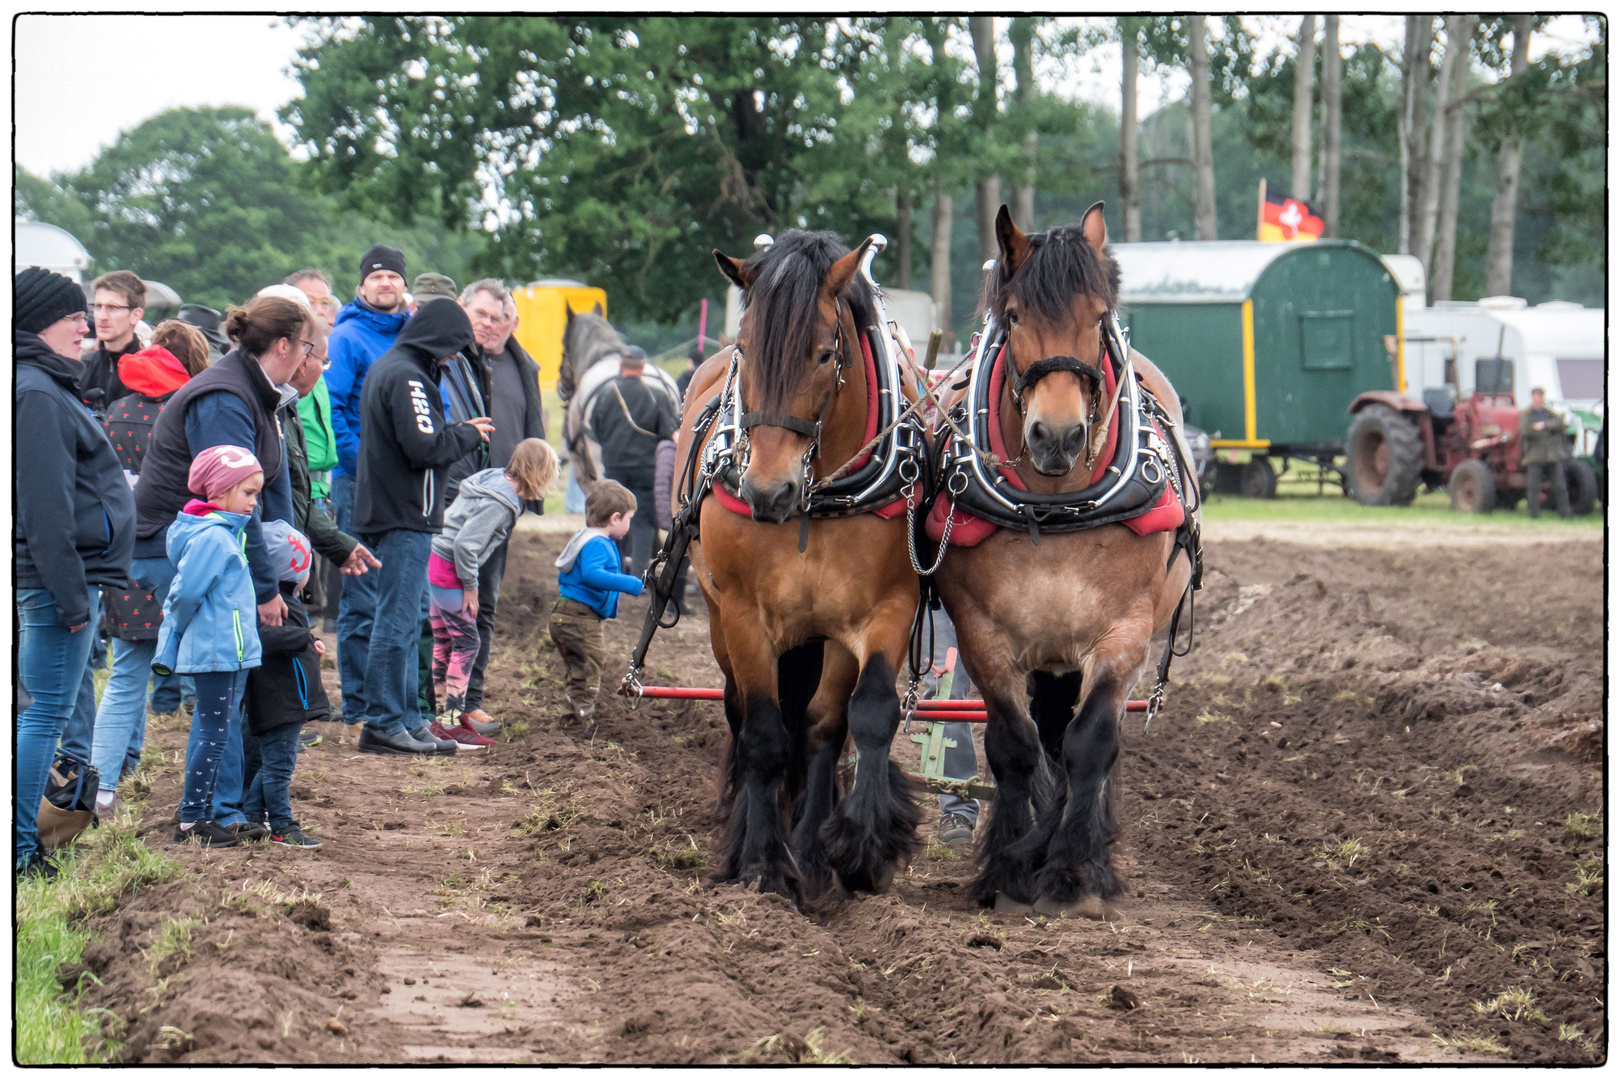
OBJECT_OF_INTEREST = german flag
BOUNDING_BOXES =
[1257,179,1324,242]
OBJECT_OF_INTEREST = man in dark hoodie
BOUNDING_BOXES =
[327,243,410,727]
[14,267,136,878]
[78,270,146,411]
[353,298,493,755]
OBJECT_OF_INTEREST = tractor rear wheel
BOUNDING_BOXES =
[1563,458,1598,516]
[1240,456,1278,499]
[1346,405,1423,506]
[1448,459,1496,514]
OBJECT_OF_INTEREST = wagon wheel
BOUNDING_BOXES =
[1345,405,1422,506]
[1239,456,1277,499]
[1448,459,1495,514]
[1563,458,1598,516]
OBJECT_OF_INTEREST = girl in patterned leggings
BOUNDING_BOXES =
[427,439,559,747]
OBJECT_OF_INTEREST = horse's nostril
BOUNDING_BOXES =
[1030,421,1051,446]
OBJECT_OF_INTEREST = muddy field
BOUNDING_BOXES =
[68,530,1605,1064]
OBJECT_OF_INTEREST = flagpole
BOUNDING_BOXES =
[1257,178,1266,241]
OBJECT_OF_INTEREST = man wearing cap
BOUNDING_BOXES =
[177,303,229,362]
[590,345,679,577]
[14,267,136,877]
[325,244,410,727]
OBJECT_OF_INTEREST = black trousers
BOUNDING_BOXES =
[1526,461,1571,518]
[607,472,658,578]
[464,536,509,712]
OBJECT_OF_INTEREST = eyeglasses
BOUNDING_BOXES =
[58,313,90,328]
[299,340,317,359]
[91,303,133,313]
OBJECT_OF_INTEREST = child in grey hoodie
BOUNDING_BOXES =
[427,438,558,746]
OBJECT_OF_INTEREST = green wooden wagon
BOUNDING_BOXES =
[1113,240,1402,496]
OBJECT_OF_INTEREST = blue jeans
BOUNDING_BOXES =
[333,475,377,722]
[148,668,188,714]
[16,589,100,867]
[58,596,106,765]
[210,676,249,827]
[243,723,302,829]
[925,614,981,825]
[180,671,247,825]
[91,637,158,793]
[359,529,432,737]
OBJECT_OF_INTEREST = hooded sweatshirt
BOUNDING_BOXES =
[353,299,486,534]
[555,527,643,619]
[326,297,410,478]
[15,330,138,627]
[430,467,524,590]
[152,500,262,675]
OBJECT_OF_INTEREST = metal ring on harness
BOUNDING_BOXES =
[1140,454,1164,485]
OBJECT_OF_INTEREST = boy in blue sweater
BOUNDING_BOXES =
[551,481,643,730]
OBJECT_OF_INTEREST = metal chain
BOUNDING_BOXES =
[904,481,953,575]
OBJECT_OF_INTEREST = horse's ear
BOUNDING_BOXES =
[714,250,753,291]
[1080,201,1108,256]
[592,301,604,317]
[995,205,1032,279]
[564,305,575,326]
[823,236,873,299]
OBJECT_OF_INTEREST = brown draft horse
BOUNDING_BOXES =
[673,230,922,903]
[936,204,1199,917]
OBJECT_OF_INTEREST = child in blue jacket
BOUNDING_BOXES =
[152,445,265,848]
[550,480,643,729]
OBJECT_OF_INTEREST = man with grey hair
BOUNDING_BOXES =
[451,278,547,732]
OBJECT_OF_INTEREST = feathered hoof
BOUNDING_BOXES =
[1033,894,1120,921]
[993,892,1035,915]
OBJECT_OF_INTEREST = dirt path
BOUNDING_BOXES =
[71,533,1604,1064]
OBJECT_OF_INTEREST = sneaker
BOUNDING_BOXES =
[938,812,976,847]
[16,850,59,881]
[461,708,502,737]
[270,823,323,849]
[299,729,323,750]
[409,726,459,756]
[357,726,442,756]
[173,820,240,847]
[435,720,496,750]
[230,821,270,842]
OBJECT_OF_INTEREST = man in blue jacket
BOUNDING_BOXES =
[326,243,409,727]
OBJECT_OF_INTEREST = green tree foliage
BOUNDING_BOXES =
[17,107,481,311]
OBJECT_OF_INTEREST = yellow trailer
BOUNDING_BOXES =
[511,278,607,391]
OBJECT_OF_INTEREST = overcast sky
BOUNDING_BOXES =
[14,14,1600,179]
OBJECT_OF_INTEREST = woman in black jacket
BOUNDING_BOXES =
[14,268,136,878]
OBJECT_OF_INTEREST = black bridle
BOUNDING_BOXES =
[736,301,851,448]
[1007,348,1107,413]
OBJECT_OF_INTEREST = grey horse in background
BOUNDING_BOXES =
[559,305,682,485]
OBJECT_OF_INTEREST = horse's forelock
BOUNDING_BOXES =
[740,230,874,414]
[990,224,1119,326]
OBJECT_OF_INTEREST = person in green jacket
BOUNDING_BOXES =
[287,269,345,626]
[1519,387,1571,519]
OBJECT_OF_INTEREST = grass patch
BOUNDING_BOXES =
[923,840,964,861]
[1473,986,1549,1024]
[647,839,707,872]
[1195,710,1234,727]
[1565,855,1603,896]
[1313,836,1370,870]
[144,917,199,978]
[1201,490,1601,530]
[1433,1032,1511,1055]
[1562,810,1603,842]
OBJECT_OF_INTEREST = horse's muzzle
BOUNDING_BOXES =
[740,476,801,525]
[1027,419,1088,477]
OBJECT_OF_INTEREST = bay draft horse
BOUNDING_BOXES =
[937,204,1199,917]
[674,231,922,903]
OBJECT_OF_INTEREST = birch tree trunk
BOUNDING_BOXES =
[971,15,1001,262]
[1120,18,1141,241]
[1188,15,1217,241]
[1319,15,1342,236]
[1291,15,1317,200]
[896,187,913,291]
[1399,16,1434,254]
[1009,17,1037,230]
[931,179,953,339]
[1431,15,1477,303]
[1416,15,1469,281]
[1485,14,1533,297]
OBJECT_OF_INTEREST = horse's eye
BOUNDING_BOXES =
[1006,310,1020,327]
[818,349,835,366]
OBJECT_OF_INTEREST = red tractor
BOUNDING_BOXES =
[1343,358,1597,514]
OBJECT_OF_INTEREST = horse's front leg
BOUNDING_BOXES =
[1032,634,1150,918]
[821,606,923,895]
[791,642,858,900]
[712,620,801,904]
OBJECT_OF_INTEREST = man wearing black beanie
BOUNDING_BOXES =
[326,243,410,729]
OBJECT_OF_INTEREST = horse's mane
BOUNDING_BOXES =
[982,223,1120,323]
[739,230,877,414]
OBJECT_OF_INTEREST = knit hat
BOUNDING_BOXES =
[187,444,263,501]
[260,521,313,588]
[412,272,458,301]
[14,267,89,334]
[359,243,407,284]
